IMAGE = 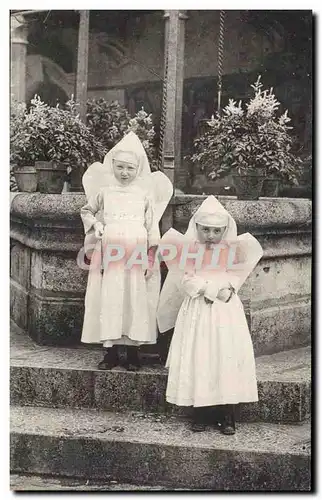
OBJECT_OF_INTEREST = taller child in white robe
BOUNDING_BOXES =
[157,196,263,434]
[80,133,163,371]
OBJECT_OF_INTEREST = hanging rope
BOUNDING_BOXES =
[217,10,225,113]
[158,31,169,170]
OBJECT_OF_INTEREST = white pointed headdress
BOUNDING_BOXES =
[185,195,237,242]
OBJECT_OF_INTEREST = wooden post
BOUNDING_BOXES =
[76,10,90,123]
[161,10,187,233]
[10,14,28,102]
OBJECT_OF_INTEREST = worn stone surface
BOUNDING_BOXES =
[10,405,311,491]
[251,295,311,356]
[10,194,312,349]
[10,474,174,491]
[30,251,87,293]
[10,242,31,288]
[173,195,312,233]
[10,193,86,223]
[10,322,311,423]
[10,281,29,331]
[28,290,84,345]
[248,257,311,302]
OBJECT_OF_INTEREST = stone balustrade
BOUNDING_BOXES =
[10,193,311,355]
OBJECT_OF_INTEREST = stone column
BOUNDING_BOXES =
[75,10,90,123]
[162,10,187,186]
[10,14,28,102]
[161,10,187,233]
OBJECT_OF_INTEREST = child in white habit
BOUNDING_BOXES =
[80,133,162,371]
[157,196,263,435]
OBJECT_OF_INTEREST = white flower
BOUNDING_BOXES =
[223,99,244,117]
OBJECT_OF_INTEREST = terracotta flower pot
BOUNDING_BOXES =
[69,166,86,192]
[232,174,264,200]
[262,178,280,197]
[35,161,67,194]
[13,166,38,192]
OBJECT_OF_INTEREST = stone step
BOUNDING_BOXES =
[10,322,311,424]
[10,474,176,491]
[10,405,311,491]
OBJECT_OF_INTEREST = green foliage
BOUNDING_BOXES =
[86,99,131,152]
[126,108,158,170]
[86,99,158,170]
[10,96,107,169]
[190,76,302,185]
[11,96,158,173]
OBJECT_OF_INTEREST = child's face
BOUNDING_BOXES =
[113,160,138,185]
[196,224,226,245]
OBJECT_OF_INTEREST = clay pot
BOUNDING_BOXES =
[69,166,85,192]
[13,166,38,192]
[232,174,264,200]
[262,178,280,197]
[35,161,67,194]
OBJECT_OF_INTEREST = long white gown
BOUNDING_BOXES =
[81,183,160,347]
[165,264,258,407]
[157,195,262,408]
[79,132,172,348]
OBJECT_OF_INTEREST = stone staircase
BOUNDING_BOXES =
[10,321,311,491]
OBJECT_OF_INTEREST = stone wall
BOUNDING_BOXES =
[10,193,311,356]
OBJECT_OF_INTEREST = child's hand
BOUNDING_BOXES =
[217,287,232,303]
[94,222,104,239]
[204,297,213,305]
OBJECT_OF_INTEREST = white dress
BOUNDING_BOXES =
[81,184,159,347]
[166,250,258,407]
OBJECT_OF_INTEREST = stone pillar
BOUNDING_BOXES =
[162,10,187,187]
[10,14,28,102]
[161,10,187,233]
[76,10,90,123]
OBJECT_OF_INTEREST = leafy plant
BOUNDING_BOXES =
[190,76,302,185]
[126,108,158,170]
[10,96,107,170]
[86,99,131,152]
[86,99,158,170]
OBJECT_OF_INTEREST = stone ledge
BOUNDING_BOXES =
[10,321,311,423]
[10,406,311,491]
[10,193,86,222]
[11,193,311,231]
[174,195,312,233]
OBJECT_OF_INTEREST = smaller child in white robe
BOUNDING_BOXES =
[157,196,263,435]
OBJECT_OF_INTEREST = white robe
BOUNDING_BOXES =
[81,184,160,346]
[166,262,258,407]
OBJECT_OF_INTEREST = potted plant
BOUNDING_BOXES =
[11,96,106,194]
[86,99,158,170]
[190,77,300,200]
[10,101,38,192]
[126,108,158,171]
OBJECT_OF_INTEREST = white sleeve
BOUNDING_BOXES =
[145,195,160,249]
[182,273,207,298]
[80,190,103,234]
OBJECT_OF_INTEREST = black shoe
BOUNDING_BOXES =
[97,347,118,370]
[191,421,206,432]
[191,407,207,432]
[124,346,141,371]
[219,405,236,435]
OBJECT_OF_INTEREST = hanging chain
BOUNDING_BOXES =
[217,10,225,113]
[158,37,169,170]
